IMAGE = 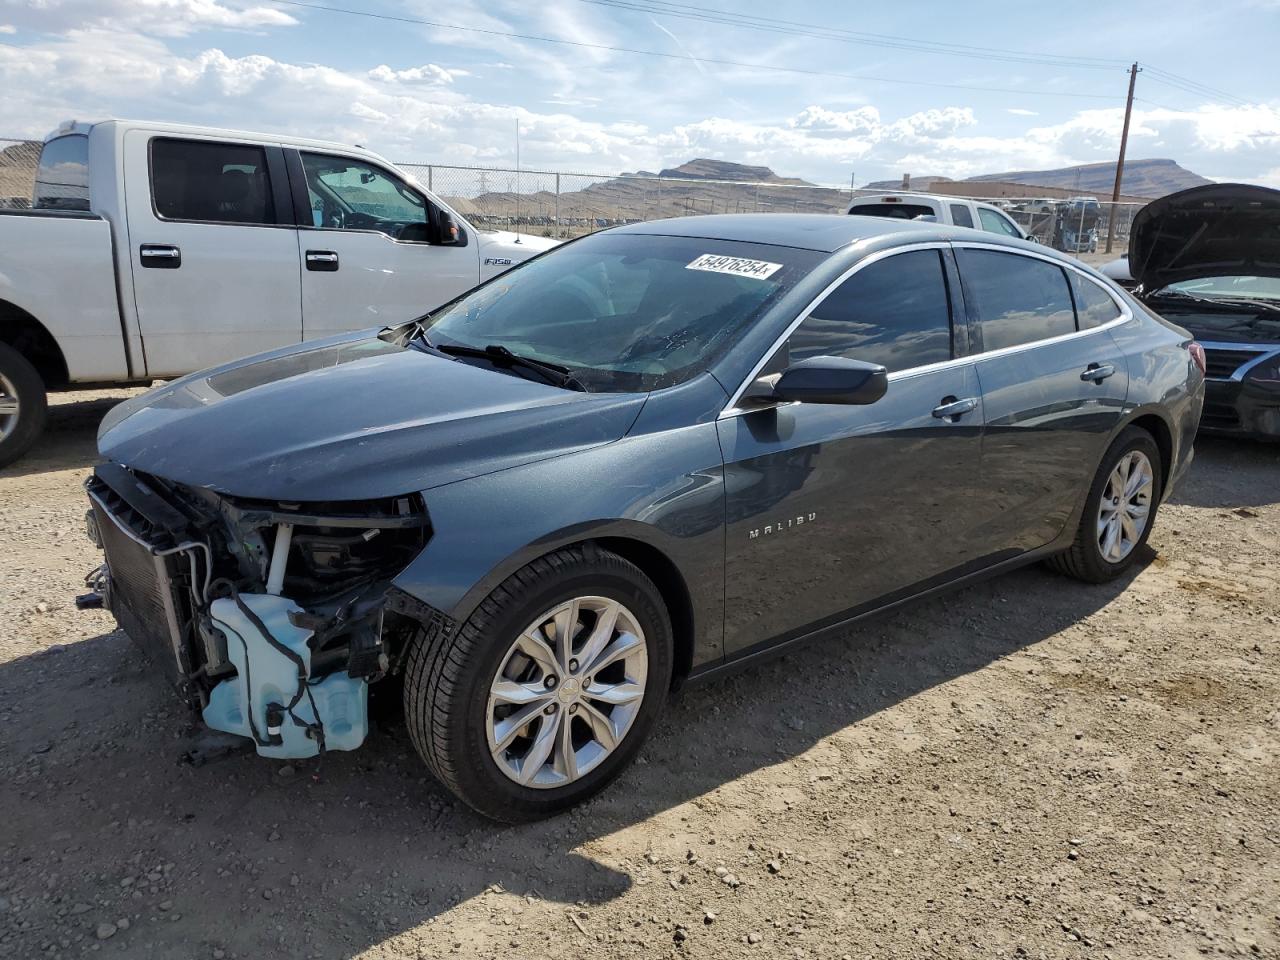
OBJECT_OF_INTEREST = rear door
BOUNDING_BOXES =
[718,246,985,657]
[288,150,478,340]
[123,132,302,376]
[956,245,1129,553]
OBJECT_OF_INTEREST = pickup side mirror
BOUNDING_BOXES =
[746,356,888,406]
[435,213,467,247]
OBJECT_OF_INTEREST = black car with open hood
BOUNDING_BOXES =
[1129,183,1280,438]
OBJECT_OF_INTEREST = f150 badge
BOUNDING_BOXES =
[484,257,514,266]
[749,513,816,539]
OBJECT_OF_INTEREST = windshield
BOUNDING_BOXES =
[1156,276,1280,301]
[421,233,822,392]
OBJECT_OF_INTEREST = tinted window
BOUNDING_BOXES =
[788,250,952,372]
[151,138,275,225]
[960,250,1075,351]
[950,204,974,228]
[302,153,431,241]
[34,135,89,211]
[849,202,936,221]
[425,234,822,392]
[977,207,1021,237]
[1070,272,1122,329]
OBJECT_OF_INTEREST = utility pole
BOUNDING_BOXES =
[1104,62,1140,254]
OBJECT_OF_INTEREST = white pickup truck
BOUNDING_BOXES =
[847,192,1030,240]
[0,119,556,466]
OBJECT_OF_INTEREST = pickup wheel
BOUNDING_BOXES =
[403,544,673,822]
[1047,426,1163,583]
[0,342,47,469]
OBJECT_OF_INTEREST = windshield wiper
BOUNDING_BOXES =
[410,333,586,391]
[1148,290,1280,315]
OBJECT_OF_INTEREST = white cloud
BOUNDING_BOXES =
[1006,107,1038,117]
[368,63,466,85]
[0,24,16,34]
[1,18,1278,189]
[0,0,297,37]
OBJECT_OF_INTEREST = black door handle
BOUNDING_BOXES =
[1081,362,1116,383]
[932,395,979,421]
[305,250,339,272]
[139,244,181,269]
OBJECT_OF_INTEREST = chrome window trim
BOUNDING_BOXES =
[1197,340,1280,382]
[720,240,1132,417]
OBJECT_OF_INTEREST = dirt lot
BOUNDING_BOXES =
[1,390,1277,960]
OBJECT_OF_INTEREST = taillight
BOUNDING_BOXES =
[1188,341,1206,377]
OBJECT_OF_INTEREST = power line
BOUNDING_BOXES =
[1140,67,1249,107]
[265,0,1129,101]
[580,0,1129,71]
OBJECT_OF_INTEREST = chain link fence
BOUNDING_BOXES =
[1,136,1144,257]
[0,138,40,210]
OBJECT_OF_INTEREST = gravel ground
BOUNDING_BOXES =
[1,388,1277,960]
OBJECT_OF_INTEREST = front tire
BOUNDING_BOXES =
[403,545,673,822]
[0,342,47,469]
[1048,426,1163,583]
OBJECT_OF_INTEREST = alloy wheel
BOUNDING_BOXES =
[1096,450,1154,563]
[0,373,18,443]
[486,596,648,789]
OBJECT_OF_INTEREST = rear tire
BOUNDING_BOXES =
[0,342,47,469]
[403,544,673,822]
[1048,426,1163,583]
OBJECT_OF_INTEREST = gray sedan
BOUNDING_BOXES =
[84,214,1205,821]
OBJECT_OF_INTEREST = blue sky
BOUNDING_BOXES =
[0,0,1277,186]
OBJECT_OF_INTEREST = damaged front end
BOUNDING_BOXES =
[83,462,432,760]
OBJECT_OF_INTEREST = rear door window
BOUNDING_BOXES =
[787,249,953,372]
[151,138,276,225]
[1070,272,1123,329]
[949,204,975,228]
[959,249,1075,351]
[33,134,90,211]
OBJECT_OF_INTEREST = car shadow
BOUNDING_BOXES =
[1168,435,1280,509]
[0,393,128,479]
[0,557,1142,958]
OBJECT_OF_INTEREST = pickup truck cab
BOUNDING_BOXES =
[847,192,1029,240]
[0,119,555,466]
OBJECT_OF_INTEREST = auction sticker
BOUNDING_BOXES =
[686,253,782,280]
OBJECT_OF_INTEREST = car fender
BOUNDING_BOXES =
[390,416,729,671]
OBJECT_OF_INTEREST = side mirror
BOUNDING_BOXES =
[436,214,466,246]
[747,356,888,406]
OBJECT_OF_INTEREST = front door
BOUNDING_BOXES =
[954,246,1129,552]
[290,151,478,339]
[124,132,302,377]
[717,247,985,658]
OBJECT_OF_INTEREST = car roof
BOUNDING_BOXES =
[611,213,1035,255]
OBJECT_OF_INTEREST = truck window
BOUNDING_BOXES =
[33,134,90,211]
[977,207,1022,238]
[949,204,975,228]
[848,202,935,221]
[300,153,432,242]
[150,138,276,225]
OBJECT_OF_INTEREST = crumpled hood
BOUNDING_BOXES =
[98,331,645,501]
[1130,183,1280,291]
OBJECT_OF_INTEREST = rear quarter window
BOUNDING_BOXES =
[33,134,90,211]
[1070,272,1123,329]
[959,249,1075,351]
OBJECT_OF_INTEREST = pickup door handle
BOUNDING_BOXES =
[1081,362,1117,383]
[139,244,181,269]
[305,250,339,272]
[932,396,979,421]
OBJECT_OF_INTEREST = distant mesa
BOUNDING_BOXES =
[865,158,1210,199]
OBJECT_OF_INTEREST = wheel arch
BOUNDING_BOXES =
[0,299,69,389]
[1118,407,1174,496]
[411,519,702,690]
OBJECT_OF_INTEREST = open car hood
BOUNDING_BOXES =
[1129,183,1280,291]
